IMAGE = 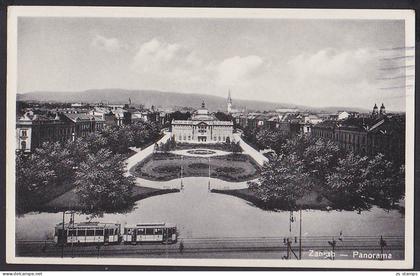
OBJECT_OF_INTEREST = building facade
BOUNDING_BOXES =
[311,104,404,164]
[16,113,74,152]
[172,102,233,143]
[16,112,105,152]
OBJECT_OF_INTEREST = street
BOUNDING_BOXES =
[16,236,404,260]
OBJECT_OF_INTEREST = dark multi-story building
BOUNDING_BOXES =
[311,104,405,164]
[61,113,105,138]
[310,120,337,140]
[16,113,73,152]
[16,112,105,152]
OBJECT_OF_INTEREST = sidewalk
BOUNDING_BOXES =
[125,131,172,174]
[233,133,268,166]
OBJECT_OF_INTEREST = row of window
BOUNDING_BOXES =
[56,228,119,237]
[177,135,231,142]
[313,129,366,145]
[124,228,163,235]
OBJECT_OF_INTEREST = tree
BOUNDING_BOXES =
[280,134,311,158]
[83,132,108,154]
[325,152,370,211]
[33,141,76,186]
[16,151,57,213]
[214,112,233,122]
[74,149,135,215]
[302,138,343,190]
[242,126,259,149]
[248,154,309,210]
[170,135,177,150]
[231,141,242,155]
[255,129,289,153]
[63,137,89,164]
[100,125,132,154]
[364,154,405,209]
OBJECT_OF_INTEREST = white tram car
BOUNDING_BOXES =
[123,223,177,244]
[54,221,121,245]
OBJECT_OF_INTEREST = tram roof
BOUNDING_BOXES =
[125,222,176,228]
[55,221,120,229]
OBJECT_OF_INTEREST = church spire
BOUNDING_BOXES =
[227,90,233,114]
[227,89,232,104]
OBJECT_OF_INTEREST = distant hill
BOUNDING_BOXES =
[17,89,370,113]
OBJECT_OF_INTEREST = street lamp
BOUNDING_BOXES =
[180,155,184,190]
[208,157,211,191]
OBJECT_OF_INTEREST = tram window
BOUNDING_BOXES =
[137,228,145,235]
[56,229,64,236]
[123,228,127,235]
[77,229,86,236]
[86,230,95,236]
[145,228,154,235]
[126,228,133,234]
[68,230,76,236]
[155,228,163,235]
[96,229,104,236]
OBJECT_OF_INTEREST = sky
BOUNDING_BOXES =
[17,17,411,111]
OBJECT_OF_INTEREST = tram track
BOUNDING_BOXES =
[15,236,404,258]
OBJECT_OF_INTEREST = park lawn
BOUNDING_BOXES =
[131,152,260,182]
[43,185,179,212]
[211,188,332,210]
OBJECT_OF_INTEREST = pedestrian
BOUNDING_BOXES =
[179,240,184,254]
[41,240,47,253]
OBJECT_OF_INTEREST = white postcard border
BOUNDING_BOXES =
[6,6,415,269]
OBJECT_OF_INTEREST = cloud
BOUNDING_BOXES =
[132,38,203,77]
[131,38,265,92]
[91,34,124,52]
[288,48,378,84]
[279,48,396,108]
[214,55,264,86]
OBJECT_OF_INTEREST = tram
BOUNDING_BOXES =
[54,221,121,245]
[123,223,177,244]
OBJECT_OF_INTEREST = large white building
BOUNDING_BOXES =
[172,102,233,143]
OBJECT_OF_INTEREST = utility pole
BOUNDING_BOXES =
[61,211,65,258]
[283,211,298,260]
[165,228,168,258]
[285,238,290,259]
[380,235,387,260]
[70,211,74,258]
[289,211,294,234]
[299,209,302,260]
[328,237,337,260]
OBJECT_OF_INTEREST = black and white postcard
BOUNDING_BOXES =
[5,6,415,269]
